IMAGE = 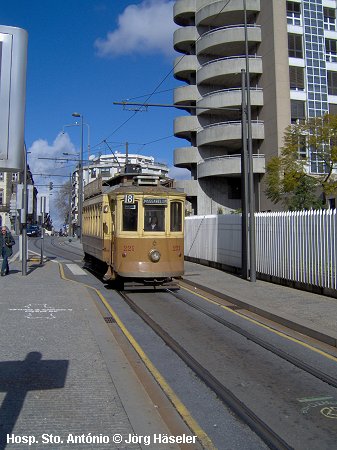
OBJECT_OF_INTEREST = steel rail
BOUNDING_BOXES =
[168,289,337,389]
[118,290,293,450]
[31,236,85,261]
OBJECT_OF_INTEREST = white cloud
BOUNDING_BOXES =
[28,133,76,228]
[28,133,76,178]
[94,0,178,58]
[168,166,190,180]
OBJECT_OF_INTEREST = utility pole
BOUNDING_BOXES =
[241,69,249,280]
[244,0,256,282]
[68,173,72,237]
[21,144,28,276]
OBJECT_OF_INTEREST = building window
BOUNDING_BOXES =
[291,100,306,123]
[287,1,301,26]
[100,168,110,177]
[324,7,336,31]
[0,172,3,182]
[328,71,337,95]
[329,103,337,114]
[0,190,3,206]
[11,172,18,182]
[289,66,305,90]
[298,136,307,159]
[310,153,328,174]
[326,39,337,63]
[288,34,303,58]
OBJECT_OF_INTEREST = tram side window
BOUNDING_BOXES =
[122,201,138,231]
[144,206,165,231]
[170,202,182,232]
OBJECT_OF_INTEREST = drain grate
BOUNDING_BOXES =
[104,316,116,323]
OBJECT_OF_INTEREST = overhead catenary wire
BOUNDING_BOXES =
[90,0,233,151]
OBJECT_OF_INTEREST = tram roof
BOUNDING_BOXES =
[102,183,185,196]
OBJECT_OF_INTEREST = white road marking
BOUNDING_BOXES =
[9,303,73,319]
[66,264,87,275]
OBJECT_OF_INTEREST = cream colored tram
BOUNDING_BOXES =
[82,169,185,287]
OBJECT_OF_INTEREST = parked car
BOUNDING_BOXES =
[27,224,41,237]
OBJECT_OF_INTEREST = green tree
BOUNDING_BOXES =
[265,113,337,210]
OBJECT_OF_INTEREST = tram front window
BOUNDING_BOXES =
[170,201,182,232]
[122,202,138,231]
[144,206,165,231]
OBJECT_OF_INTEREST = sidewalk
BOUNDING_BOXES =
[0,259,181,450]
[183,261,337,348]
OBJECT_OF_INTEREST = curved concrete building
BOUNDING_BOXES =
[173,0,337,213]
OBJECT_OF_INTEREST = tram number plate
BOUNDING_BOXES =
[172,245,181,252]
[124,245,135,252]
[124,194,134,204]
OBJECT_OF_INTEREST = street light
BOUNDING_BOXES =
[72,112,83,241]
[62,122,90,159]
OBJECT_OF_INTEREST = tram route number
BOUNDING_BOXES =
[124,245,135,252]
[124,194,134,204]
[172,245,181,252]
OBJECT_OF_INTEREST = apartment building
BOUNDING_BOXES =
[173,0,337,213]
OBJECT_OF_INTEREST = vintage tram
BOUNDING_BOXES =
[82,165,185,288]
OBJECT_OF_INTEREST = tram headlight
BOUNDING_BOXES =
[149,249,161,263]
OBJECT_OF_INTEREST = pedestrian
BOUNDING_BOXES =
[0,226,15,276]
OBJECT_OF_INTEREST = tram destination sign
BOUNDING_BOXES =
[143,198,167,205]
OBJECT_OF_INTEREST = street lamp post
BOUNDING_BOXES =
[72,112,84,241]
[63,122,90,160]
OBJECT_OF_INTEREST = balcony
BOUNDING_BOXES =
[174,55,199,81]
[197,121,264,147]
[174,0,196,26]
[174,146,200,168]
[174,85,200,107]
[197,154,266,178]
[197,25,261,57]
[197,87,263,116]
[175,179,199,197]
[174,27,199,53]
[196,0,260,27]
[197,56,262,88]
[174,116,200,140]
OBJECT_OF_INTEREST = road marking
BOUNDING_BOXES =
[66,264,87,275]
[9,303,72,319]
[321,406,337,419]
[58,263,216,450]
[181,285,337,363]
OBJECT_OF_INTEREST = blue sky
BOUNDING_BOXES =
[1,0,189,224]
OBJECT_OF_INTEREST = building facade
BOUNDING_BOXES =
[0,167,37,230]
[70,153,169,226]
[173,0,337,213]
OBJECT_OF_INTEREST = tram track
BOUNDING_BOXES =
[118,289,293,450]
[167,288,337,390]
[31,236,84,261]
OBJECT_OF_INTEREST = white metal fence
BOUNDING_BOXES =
[185,210,337,290]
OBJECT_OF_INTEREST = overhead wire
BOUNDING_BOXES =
[91,0,233,151]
